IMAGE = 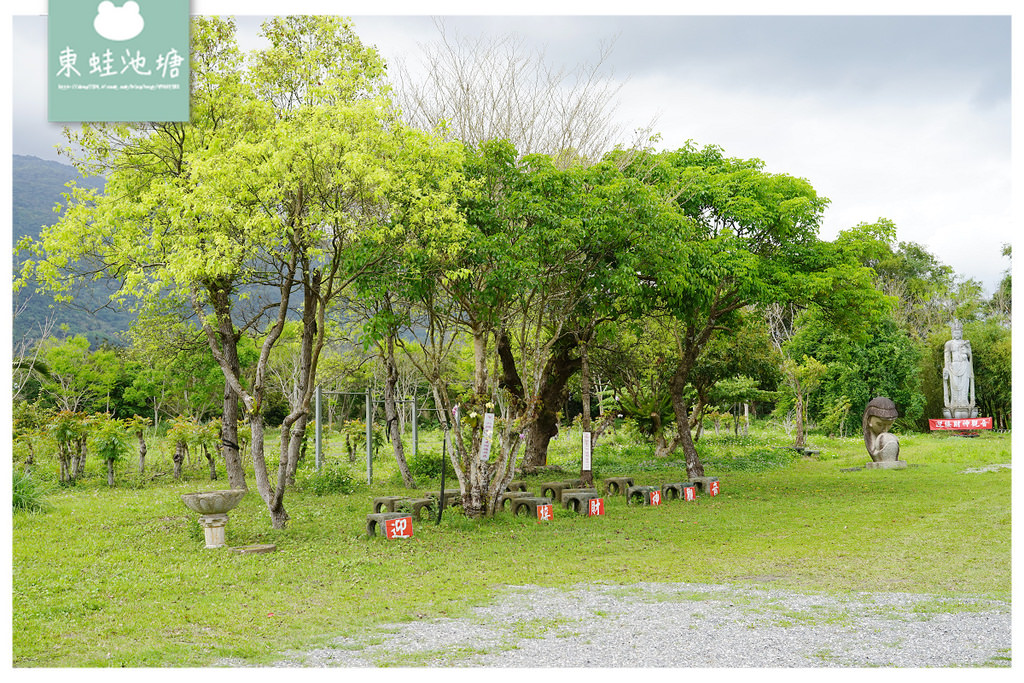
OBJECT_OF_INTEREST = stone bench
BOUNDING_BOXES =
[561,489,599,513]
[372,495,408,513]
[373,496,436,520]
[498,490,534,511]
[424,490,460,508]
[689,476,720,494]
[506,480,528,492]
[626,485,661,505]
[365,512,410,537]
[603,477,635,496]
[661,482,694,500]
[537,481,578,502]
[511,496,553,517]
[396,497,437,521]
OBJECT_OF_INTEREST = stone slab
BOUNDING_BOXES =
[864,461,908,470]
[231,544,277,554]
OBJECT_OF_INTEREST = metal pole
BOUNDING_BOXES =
[365,388,373,486]
[436,427,446,526]
[412,394,418,460]
[315,385,323,472]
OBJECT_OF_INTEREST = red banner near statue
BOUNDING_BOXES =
[929,417,992,431]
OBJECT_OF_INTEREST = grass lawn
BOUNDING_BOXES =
[11,424,1011,667]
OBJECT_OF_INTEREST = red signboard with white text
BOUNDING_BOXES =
[537,504,554,522]
[588,498,605,516]
[384,516,413,539]
[929,418,992,431]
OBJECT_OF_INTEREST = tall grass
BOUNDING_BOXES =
[12,470,52,513]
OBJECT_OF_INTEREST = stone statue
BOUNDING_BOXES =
[862,397,906,470]
[943,319,978,419]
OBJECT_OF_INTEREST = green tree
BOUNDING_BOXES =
[786,308,925,432]
[615,142,886,477]
[966,320,1011,429]
[91,415,130,487]
[48,411,91,484]
[21,17,466,528]
[393,140,680,515]
[36,336,121,414]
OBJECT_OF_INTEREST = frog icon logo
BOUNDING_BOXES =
[93,1,145,41]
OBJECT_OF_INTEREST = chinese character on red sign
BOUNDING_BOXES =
[588,498,605,516]
[684,487,696,501]
[649,490,662,505]
[709,481,720,496]
[384,516,413,539]
[537,504,553,522]
[928,417,992,431]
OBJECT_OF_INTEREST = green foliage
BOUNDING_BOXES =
[618,392,674,439]
[704,446,800,472]
[406,449,457,480]
[962,319,1011,429]
[90,417,130,463]
[297,462,358,496]
[788,309,925,430]
[12,471,52,513]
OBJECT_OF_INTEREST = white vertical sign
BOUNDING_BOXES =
[582,431,592,470]
[479,412,495,460]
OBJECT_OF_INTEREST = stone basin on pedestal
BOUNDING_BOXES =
[181,489,246,549]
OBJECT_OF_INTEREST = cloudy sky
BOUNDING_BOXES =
[5,1,1016,294]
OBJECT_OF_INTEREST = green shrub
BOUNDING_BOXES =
[297,462,358,496]
[705,447,798,472]
[407,449,456,480]
[12,471,51,513]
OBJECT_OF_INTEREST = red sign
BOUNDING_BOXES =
[588,498,605,516]
[709,481,720,496]
[683,486,696,501]
[929,417,992,431]
[384,516,413,539]
[649,490,662,506]
[537,504,554,522]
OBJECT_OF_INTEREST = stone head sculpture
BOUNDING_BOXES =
[862,396,900,462]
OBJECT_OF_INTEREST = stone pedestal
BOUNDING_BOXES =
[864,460,908,470]
[198,513,229,549]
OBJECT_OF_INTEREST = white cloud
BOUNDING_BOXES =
[93,1,145,42]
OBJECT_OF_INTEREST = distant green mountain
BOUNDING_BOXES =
[12,154,133,347]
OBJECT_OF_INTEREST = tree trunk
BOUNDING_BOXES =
[250,416,289,529]
[106,459,115,487]
[203,444,217,480]
[73,437,88,479]
[384,333,417,488]
[676,409,706,479]
[206,279,248,491]
[472,325,488,395]
[521,333,580,469]
[282,414,307,489]
[579,338,593,487]
[794,393,806,448]
[221,382,247,489]
[136,430,147,477]
[58,445,71,483]
[669,349,706,479]
[173,440,186,480]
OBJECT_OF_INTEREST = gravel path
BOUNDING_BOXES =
[268,582,1011,668]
